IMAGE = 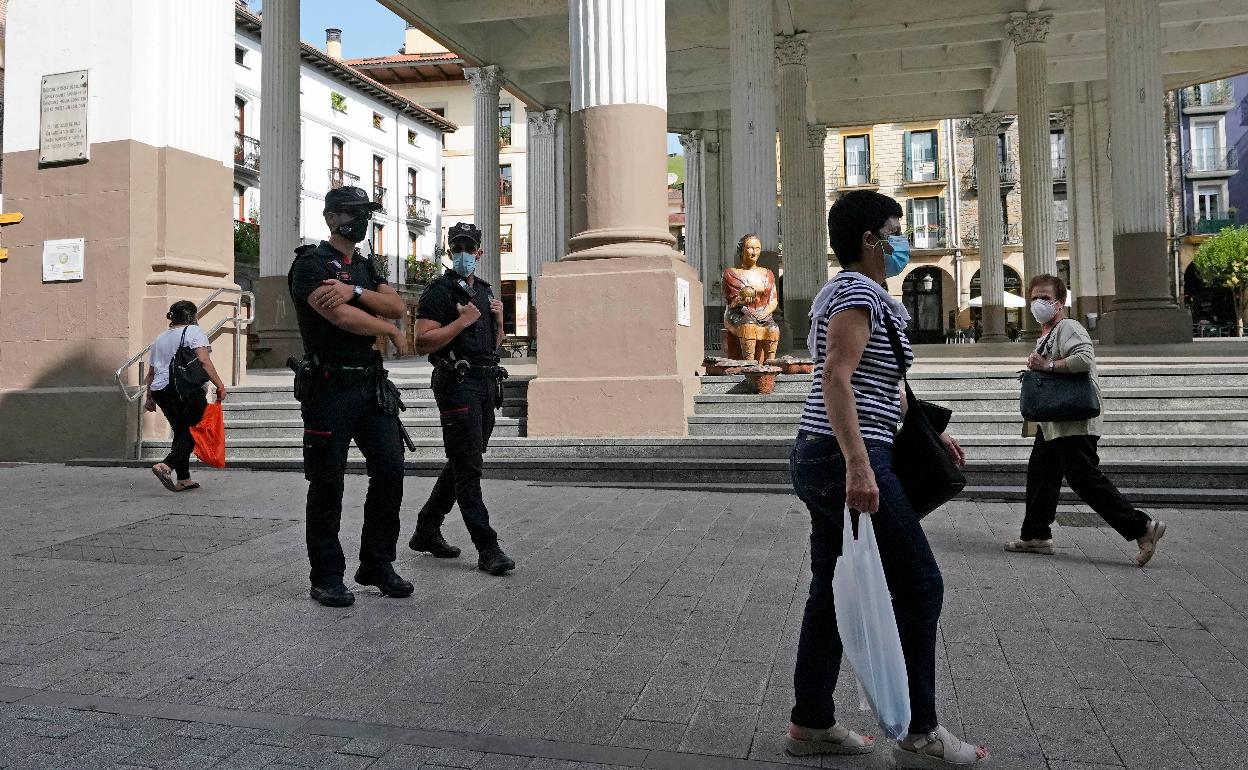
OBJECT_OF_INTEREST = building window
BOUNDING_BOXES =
[408,168,419,197]
[235,97,246,137]
[407,129,417,145]
[843,135,871,186]
[997,134,1009,164]
[500,223,513,253]
[1050,130,1067,180]
[234,184,246,221]
[409,232,419,259]
[235,46,247,66]
[372,223,386,255]
[499,164,513,206]
[331,137,344,171]
[1054,196,1070,242]
[430,107,447,147]
[501,280,517,335]
[373,112,384,130]
[1196,184,1225,220]
[441,168,447,209]
[904,130,938,182]
[498,103,513,147]
[372,155,386,207]
[905,196,945,249]
[330,91,347,113]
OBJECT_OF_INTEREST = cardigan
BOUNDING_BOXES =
[1025,318,1105,440]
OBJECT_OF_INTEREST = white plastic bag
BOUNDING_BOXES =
[832,506,911,739]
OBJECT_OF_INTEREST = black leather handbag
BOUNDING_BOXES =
[170,327,210,400]
[882,315,966,518]
[1018,321,1101,422]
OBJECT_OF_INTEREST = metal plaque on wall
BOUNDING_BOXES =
[39,70,89,165]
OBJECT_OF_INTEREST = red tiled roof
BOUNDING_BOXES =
[346,52,462,66]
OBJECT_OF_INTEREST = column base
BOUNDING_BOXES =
[251,275,304,368]
[527,255,703,437]
[782,299,811,355]
[981,305,1008,343]
[980,334,1012,344]
[1096,305,1192,345]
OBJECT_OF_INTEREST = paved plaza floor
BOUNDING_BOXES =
[2,464,1246,769]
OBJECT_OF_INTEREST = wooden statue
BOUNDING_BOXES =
[722,233,780,363]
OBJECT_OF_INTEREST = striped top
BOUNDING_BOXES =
[799,274,913,445]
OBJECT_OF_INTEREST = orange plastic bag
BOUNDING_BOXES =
[190,401,226,468]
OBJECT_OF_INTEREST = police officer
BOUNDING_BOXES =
[288,185,414,607]
[408,222,515,575]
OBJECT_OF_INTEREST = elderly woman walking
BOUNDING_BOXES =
[1006,274,1167,566]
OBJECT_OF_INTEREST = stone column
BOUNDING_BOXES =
[1098,0,1190,343]
[466,65,503,289]
[1070,100,1100,320]
[807,122,829,293]
[1007,12,1055,337]
[1054,107,1078,311]
[701,132,723,311]
[679,131,706,292]
[965,114,1009,342]
[526,108,561,340]
[729,0,779,258]
[254,0,303,363]
[776,33,818,342]
[526,0,703,437]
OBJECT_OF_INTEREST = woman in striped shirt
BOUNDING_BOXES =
[785,191,986,767]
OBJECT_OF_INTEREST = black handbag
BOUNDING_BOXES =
[170,327,210,400]
[1018,320,1100,422]
[882,314,966,518]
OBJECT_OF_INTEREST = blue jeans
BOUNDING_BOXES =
[789,431,944,734]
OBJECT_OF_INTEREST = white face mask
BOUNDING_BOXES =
[1031,298,1058,325]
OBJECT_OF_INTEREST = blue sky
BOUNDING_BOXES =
[247,1,682,154]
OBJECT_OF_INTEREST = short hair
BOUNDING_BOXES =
[166,300,198,325]
[1027,273,1067,302]
[827,190,904,268]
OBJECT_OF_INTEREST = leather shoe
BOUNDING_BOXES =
[309,582,355,607]
[353,566,414,598]
[477,547,515,576]
[409,529,461,558]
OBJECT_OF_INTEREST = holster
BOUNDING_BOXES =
[288,356,317,403]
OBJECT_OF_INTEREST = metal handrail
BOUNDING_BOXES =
[114,287,255,402]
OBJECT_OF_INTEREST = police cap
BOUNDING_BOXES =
[323,185,383,214]
[447,222,483,247]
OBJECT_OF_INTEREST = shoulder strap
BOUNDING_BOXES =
[880,311,918,406]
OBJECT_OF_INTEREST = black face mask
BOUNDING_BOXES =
[333,211,371,243]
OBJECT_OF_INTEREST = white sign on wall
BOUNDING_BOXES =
[42,238,85,282]
[39,70,90,165]
[676,277,691,327]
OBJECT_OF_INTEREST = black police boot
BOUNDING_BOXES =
[477,546,515,576]
[409,528,461,559]
[353,565,415,598]
[310,582,355,608]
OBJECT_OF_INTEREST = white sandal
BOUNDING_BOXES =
[894,725,989,768]
[1136,520,1166,567]
[784,722,875,756]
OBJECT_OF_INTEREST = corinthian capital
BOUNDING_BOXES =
[774,33,809,67]
[527,108,560,137]
[806,123,827,149]
[1052,106,1074,129]
[1006,12,1053,46]
[678,131,703,152]
[465,65,504,96]
[962,112,1008,138]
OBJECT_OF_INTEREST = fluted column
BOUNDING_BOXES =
[807,124,829,291]
[679,131,706,286]
[1099,0,1189,343]
[730,0,778,256]
[526,108,561,338]
[701,133,723,308]
[1054,107,1078,311]
[965,114,1009,343]
[1008,12,1055,338]
[254,0,303,362]
[466,65,503,288]
[776,33,817,342]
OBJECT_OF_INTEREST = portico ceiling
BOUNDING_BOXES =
[381,0,1248,127]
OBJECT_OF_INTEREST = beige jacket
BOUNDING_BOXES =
[1023,319,1104,440]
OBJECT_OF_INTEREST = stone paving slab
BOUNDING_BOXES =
[1,464,1246,769]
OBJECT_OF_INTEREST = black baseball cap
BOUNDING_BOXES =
[448,221,482,247]
[323,185,382,214]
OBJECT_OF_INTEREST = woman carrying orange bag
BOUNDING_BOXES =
[190,400,226,469]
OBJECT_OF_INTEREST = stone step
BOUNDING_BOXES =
[698,370,1248,394]
[221,417,525,439]
[223,400,527,420]
[226,379,530,403]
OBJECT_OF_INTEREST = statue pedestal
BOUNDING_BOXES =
[527,255,704,437]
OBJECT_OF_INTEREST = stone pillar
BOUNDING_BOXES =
[466,65,503,289]
[254,0,303,363]
[1098,0,1190,343]
[1054,107,1078,310]
[526,108,561,340]
[1007,12,1055,337]
[701,132,723,311]
[729,0,779,259]
[526,0,703,437]
[679,131,706,293]
[807,123,829,296]
[965,114,1010,342]
[776,33,818,343]
[1070,99,1100,320]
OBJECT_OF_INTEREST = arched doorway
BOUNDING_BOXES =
[903,267,945,344]
[970,266,1024,340]
[1183,263,1236,333]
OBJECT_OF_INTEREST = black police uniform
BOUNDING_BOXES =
[289,240,404,590]
[413,268,503,552]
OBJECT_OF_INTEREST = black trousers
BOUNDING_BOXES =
[416,371,499,551]
[301,380,404,586]
[151,385,207,481]
[1022,432,1151,542]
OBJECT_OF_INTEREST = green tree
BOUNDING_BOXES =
[1192,224,1248,336]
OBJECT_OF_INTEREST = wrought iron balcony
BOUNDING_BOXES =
[964,222,1023,248]
[1052,154,1067,182]
[1056,219,1070,243]
[328,168,360,189]
[1189,211,1237,235]
[840,162,878,188]
[906,226,947,250]
[1183,147,1237,175]
[964,160,1018,190]
[233,132,260,176]
[899,161,946,186]
[1182,81,1234,113]
[373,184,387,214]
[405,195,432,228]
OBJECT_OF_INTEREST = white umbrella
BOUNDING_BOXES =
[967,292,1027,308]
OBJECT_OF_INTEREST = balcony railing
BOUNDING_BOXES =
[328,168,360,189]
[906,226,947,250]
[373,184,387,214]
[1189,211,1237,235]
[964,222,1023,248]
[405,195,432,228]
[1182,81,1234,111]
[1056,219,1070,242]
[1183,147,1237,174]
[1052,154,1067,182]
[965,160,1018,190]
[840,162,878,188]
[233,132,260,175]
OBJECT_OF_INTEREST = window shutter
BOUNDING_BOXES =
[931,130,940,169]
[937,195,946,228]
[906,199,914,232]
[903,132,912,181]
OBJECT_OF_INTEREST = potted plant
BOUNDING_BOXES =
[743,364,782,394]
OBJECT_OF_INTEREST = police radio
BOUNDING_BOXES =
[449,275,476,303]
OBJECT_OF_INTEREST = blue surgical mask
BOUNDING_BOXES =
[452,250,477,277]
[884,234,910,278]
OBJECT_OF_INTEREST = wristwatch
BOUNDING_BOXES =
[353,285,364,300]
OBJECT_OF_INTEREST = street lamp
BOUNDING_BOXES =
[921,273,935,293]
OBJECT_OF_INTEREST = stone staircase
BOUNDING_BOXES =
[128,364,1248,506]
